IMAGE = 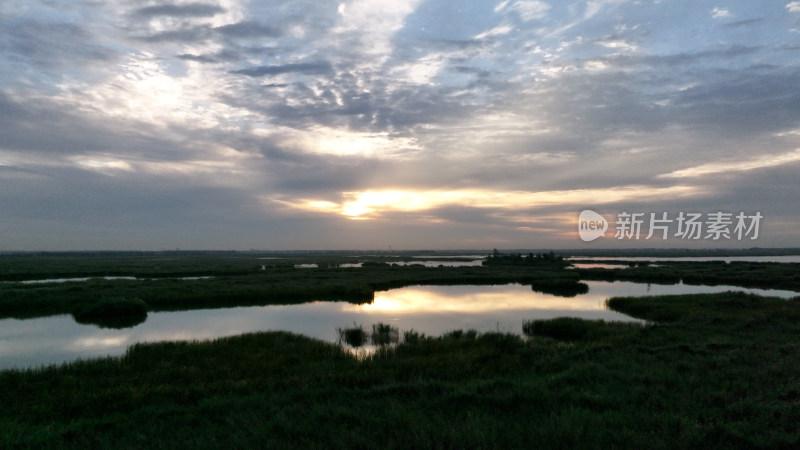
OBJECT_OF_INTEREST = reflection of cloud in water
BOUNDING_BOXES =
[70,335,130,350]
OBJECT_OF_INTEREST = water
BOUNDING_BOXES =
[3,276,213,285]
[0,281,796,370]
[388,260,483,267]
[568,263,633,269]
[568,256,800,263]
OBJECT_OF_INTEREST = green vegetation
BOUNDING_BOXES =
[1,291,798,448]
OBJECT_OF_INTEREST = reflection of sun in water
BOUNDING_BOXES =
[349,285,608,314]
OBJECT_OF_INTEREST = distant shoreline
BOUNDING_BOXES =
[2,247,800,257]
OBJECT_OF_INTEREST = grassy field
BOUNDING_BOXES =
[1,291,798,448]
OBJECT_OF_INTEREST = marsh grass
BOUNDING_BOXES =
[579,260,800,291]
[523,317,643,341]
[402,329,425,344]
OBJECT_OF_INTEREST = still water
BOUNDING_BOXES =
[568,256,800,263]
[0,281,797,370]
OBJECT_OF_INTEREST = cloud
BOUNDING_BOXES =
[475,24,514,40]
[788,2,800,13]
[495,1,551,21]
[214,21,282,38]
[137,26,212,43]
[273,185,706,220]
[0,20,116,69]
[658,149,800,179]
[177,53,223,63]
[711,7,732,19]
[133,3,226,18]
[331,0,422,66]
[229,61,333,77]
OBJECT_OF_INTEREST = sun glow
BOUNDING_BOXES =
[274,185,705,219]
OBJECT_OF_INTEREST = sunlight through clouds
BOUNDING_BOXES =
[274,185,706,220]
[257,126,423,158]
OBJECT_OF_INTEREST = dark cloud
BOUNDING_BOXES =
[178,46,278,64]
[136,20,281,44]
[581,45,762,71]
[133,3,226,18]
[230,61,333,77]
[177,53,221,63]
[214,21,282,38]
[0,92,208,161]
[0,20,115,69]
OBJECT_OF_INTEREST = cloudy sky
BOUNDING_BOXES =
[1,0,799,250]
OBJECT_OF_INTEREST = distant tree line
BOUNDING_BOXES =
[483,249,567,267]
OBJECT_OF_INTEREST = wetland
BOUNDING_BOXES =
[1,251,799,448]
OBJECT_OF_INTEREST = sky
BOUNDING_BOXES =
[1,0,799,251]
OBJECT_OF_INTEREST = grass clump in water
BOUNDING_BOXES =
[337,324,368,347]
[71,297,148,329]
[402,329,425,344]
[371,322,399,346]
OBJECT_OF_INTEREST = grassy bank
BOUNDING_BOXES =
[1,291,798,448]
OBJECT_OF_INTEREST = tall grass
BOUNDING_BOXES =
[522,317,642,341]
